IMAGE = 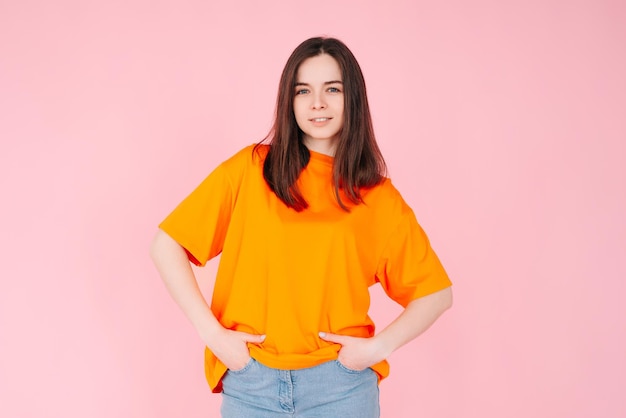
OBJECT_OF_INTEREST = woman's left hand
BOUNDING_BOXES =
[319,332,390,371]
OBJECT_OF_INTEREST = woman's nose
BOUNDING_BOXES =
[311,92,326,109]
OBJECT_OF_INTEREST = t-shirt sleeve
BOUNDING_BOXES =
[158,163,234,267]
[375,210,452,307]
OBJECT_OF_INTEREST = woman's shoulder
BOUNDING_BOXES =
[364,177,412,216]
[220,143,268,171]
[366,177,401,200]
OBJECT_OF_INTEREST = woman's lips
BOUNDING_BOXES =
[309,117,332,126]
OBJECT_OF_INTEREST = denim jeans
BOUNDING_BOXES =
[220,358,380,417]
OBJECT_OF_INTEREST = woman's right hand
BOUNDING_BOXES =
[150,231,265,371]
[203,327,266,371]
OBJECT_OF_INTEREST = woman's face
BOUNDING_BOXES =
[293,53,344,156]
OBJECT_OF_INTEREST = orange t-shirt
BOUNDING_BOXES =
[159,145,452,392]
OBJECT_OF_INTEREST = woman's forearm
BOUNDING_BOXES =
[374,287,453,357]
[149,229,222,341]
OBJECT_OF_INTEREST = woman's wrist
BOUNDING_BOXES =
[371,333,396,360]
[196,314,225,346]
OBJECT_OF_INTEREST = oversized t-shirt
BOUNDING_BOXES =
[159,144,452,392]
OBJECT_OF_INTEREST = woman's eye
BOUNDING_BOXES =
[295,89,309,95]
[328,87,341,93]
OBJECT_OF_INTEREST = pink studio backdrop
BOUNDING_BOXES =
[1,1,624,417]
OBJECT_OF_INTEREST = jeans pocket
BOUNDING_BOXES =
[334,360,369,374]
[228,358,255,375]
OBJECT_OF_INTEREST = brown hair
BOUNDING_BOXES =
[255,37,386,211]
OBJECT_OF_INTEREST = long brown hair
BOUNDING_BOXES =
[255,37,386,211]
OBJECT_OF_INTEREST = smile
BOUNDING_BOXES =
[310,117,331,122]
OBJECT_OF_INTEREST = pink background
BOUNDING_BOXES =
[1,1,625,417]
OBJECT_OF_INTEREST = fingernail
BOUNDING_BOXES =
[318,332,326,338]
[260,335,266,341]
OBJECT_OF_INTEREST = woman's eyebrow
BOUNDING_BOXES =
[294,80,343,87]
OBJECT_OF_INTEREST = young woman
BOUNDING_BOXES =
[150,37,452,418]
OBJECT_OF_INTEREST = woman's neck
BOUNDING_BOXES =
[303,137,338,157]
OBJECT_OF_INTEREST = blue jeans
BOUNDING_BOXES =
[220,358,380,417]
